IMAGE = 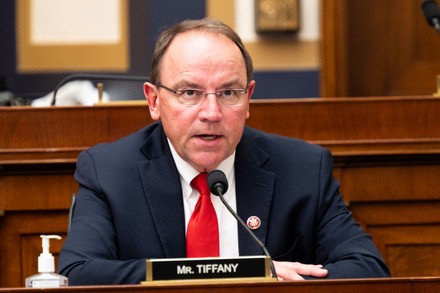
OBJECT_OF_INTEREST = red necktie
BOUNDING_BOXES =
[186,172,219,257]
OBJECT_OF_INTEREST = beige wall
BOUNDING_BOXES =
[16,0,129,73]
[16,0,319,73]
[206,0,319,71]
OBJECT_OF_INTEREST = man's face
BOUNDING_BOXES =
[144,31,255,172]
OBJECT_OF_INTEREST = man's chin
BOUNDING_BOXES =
[189,156,225,173]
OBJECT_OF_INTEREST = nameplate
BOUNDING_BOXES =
[143,255,273,282]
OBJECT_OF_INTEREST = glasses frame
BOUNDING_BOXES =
[155,83,248,106]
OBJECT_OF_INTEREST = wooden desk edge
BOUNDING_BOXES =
[0,277,439,292]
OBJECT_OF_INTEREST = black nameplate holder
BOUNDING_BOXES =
[142,255,275,284]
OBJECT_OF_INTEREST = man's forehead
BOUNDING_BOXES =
[161,31,245,78]
[166,30,238,56]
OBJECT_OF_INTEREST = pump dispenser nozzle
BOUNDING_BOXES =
[38,235,61,273]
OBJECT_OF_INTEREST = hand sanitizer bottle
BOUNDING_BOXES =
[25,235,68,288]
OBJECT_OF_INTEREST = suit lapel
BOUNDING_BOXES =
[137,124,186,258]
[135,124,275,258]
[235,130,276,256]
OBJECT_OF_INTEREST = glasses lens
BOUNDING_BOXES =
[177,89,204,105]
[218,89,246,105]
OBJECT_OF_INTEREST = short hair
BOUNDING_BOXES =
[150,17,253,85]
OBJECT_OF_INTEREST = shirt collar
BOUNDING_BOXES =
[167,138,235,199]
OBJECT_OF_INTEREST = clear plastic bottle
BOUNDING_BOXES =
[25,235,68,288]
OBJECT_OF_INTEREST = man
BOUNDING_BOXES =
[58,18,390,284]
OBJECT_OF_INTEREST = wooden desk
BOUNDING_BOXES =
[1,96,440,287]
[0,277,439,293]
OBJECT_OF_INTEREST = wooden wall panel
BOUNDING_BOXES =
[387,244,440,277]
[367,225,440,277]
[0,173,76,211]
[338,164,440,202]
[334,157,440,278]
[0,212,68,287]
[321,0,440,97]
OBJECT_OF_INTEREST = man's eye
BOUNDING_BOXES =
[182,90,199,97]
[222,90,235,97]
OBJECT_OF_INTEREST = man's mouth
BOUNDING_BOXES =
[198,135,218,141]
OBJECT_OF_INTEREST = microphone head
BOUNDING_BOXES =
[422,0,440,26]
[207,170,229,196]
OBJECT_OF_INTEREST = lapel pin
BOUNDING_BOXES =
[246,216,261,230]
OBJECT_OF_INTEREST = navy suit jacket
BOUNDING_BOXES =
[58,122,390,284]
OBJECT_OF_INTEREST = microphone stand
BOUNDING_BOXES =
[213,185,278,279]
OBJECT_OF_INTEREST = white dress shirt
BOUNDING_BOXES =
[168,139,239,257]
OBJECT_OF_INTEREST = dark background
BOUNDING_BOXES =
[0,0,319,101]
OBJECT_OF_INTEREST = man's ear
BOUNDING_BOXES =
[245,80,256,119]
[144,82,160,120]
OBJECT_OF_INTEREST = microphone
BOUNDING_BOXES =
[422,0,440,34]
[207,170,277,278]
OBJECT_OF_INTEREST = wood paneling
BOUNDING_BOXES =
[0,212,67,287]
[321,0,440,97]
[1,97,440,286]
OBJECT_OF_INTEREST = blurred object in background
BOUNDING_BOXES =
[0,75,16,106]
[31,80,109,107]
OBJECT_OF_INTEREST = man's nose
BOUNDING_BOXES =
[198,93,222,121]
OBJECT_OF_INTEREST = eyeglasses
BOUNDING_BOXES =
[155,83,248,106]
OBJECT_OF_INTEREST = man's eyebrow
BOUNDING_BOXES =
[221,81,244,88]
[173,79,245,89]
[222,76,247,87]
[173,81,202,89]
